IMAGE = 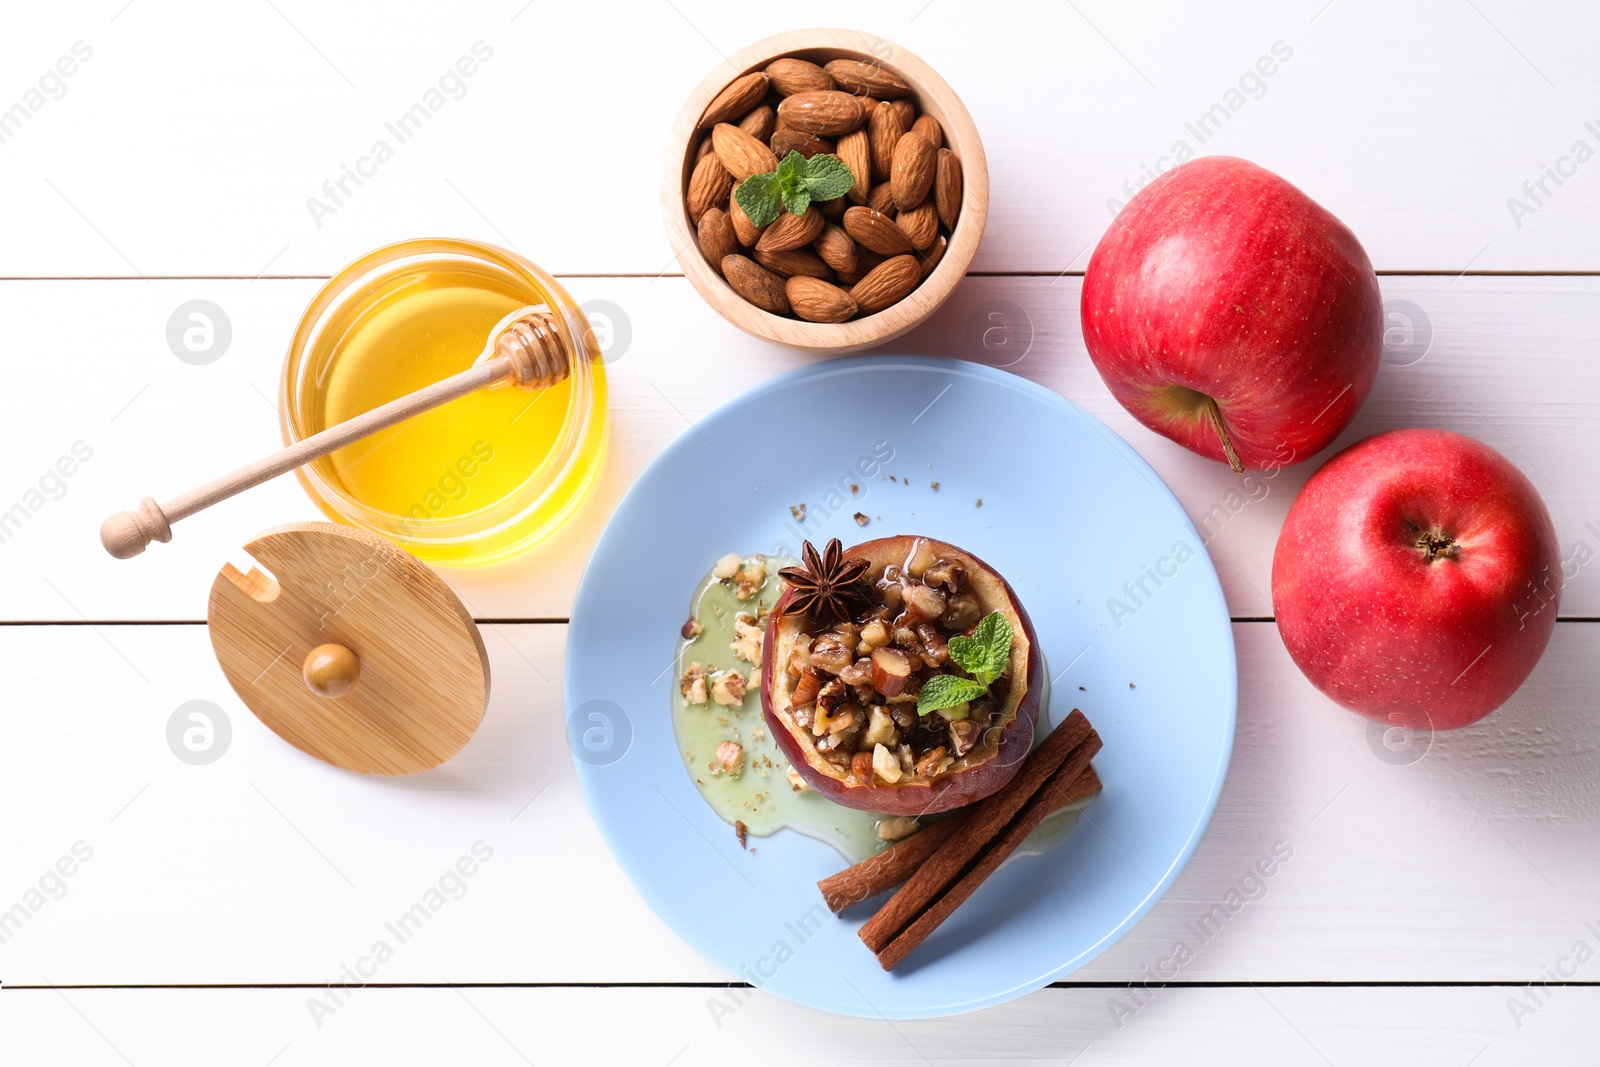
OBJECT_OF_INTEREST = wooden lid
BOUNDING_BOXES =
[207,522,489,775]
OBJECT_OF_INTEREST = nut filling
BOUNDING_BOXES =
[779,539,1011,786]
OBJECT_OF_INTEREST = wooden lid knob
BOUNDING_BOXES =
[303,643,360,698]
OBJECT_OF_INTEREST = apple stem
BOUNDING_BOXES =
[1203,396,1245,473]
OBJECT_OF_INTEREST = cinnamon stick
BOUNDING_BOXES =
[817,764,1102,913]
[875,730,1102,971]
[857,708,1092,953]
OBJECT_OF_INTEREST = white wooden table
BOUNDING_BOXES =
[4,1,1598,1062]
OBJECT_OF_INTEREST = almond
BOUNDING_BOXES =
[786,276,858,323]
[837,128,871,204]
[694,134,715,161]
[918,234,947,279]
[818,195,846,222]
[755,205,824,253]
[737,104,775,143]
[712,122,778,181]
[889,99,916,129]
[867,182,897,216]
[814,223,859,274]
[698,208,737,272]
[850,255,921,314]
[699,72,768,129]
[935,148,963,230]
[890,132,936,211]
[754,246,833,279]
[770,129,833,160]
[843,206,914,256]
[686,152,732,223]
[776,90,866,136]
[823,59,912,99]
[868,103,905,182]
[897,197,939,251]
[722,254,789,314]
[766,57,833,95]
[728,181,766,246]
[910,114,942,149]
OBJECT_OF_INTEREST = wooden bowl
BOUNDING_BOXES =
[662,28,989,355]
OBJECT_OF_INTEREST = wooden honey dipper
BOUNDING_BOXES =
[101,309,569,559]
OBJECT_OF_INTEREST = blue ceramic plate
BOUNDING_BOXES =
[566,357,1235,1018]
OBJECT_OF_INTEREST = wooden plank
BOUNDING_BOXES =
[5,984,1595,1065]
[0,2,1597,276]
[3,621,1597,986]
[4,275,1596,622]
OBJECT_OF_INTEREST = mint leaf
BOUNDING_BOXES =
[917,673,990,716]
[734,173,783,227]
[948,612,1013,687]
[802,154,855,201]
[945,635,984,676]
[781,186,811,216]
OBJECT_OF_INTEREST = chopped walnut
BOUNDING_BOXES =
[790,503,807,521]
[942,593,982,632]
[853,512,869,526]
[681,617,703,640]
[876,815,920,842]
[857,618,891,654]
[679,662,708,705]
[838,656,874,687]
[809,633,853,675]
[733,558,766,600]
[730,614,763,664]
[787,766,811,792]
[923,558,967,591]
[734,819,748,848]
[712,552,741,580]
[872,743,903,784]
[915,623,950,667]
[716,740,744,775]
[861,705,897,749]
[710,669,747,707]
[948,718,979,756]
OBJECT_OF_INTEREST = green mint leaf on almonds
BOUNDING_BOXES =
[917,674,990,716]
[732,151,855,228]
[781,185,811,217]
[947,612,1013,687]
[802,154,856,201]
[734,172,784,227]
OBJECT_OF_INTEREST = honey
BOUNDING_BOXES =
[283,240,607,565]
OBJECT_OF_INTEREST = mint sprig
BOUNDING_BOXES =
[918,611,1014,716]
[735,150,856,228]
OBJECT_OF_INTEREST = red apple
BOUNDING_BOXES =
[1272,429,1561,730]
[1081,156,1383,471]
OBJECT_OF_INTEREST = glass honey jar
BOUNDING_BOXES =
[281,239,607,566]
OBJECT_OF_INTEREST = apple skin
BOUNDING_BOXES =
[761,536,1042,815]
[1081,156,1384,471]
[1272,429,1561,730]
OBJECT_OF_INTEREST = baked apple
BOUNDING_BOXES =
[761,536,1042,815]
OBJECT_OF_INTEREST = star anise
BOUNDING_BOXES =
[779,539,873,626]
